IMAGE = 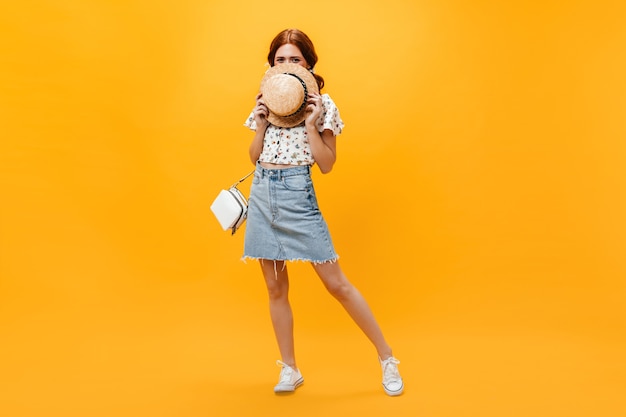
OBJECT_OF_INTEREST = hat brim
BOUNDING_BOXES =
[260,63,319,128]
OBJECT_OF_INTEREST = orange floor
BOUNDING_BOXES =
[1,260,624,417]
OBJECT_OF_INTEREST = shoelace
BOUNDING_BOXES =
[381,357,401,382]
[276,360,295,383]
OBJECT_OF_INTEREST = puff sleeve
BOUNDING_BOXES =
[315,94,344,135]
[244,110,257,131]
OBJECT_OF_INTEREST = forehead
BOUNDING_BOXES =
[275,43,304,57]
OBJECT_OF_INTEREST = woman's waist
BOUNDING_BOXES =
[256,161,312,178]
[259,162,312,170]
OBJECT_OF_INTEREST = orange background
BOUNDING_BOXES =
[1,1,625,416]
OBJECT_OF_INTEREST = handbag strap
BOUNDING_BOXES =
[230,170,255,188]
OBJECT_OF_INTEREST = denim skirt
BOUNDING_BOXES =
[243,162,338,263]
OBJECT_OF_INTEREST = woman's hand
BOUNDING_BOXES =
[305,92,323,128]
[253,93,270,130]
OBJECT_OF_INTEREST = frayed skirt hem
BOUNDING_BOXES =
[240,255,339,265]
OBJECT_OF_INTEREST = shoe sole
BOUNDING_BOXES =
[383,383,404,396]
[274,377,304,393]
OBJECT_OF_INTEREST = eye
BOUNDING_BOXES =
[291,58,301,63]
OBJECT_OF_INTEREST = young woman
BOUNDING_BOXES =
[243,28,404,396]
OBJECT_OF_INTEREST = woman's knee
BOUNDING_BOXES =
[265,279,289,300]
[313,262,352,300]
[322,275,353,300]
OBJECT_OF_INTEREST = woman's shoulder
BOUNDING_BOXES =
[320,93,339,108]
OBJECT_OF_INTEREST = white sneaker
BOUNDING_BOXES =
[274,360,304,393]
[380,356,404,396]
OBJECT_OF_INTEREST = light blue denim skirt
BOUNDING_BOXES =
[243,162,338,263]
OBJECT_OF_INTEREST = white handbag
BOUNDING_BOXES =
[210,171,254,235]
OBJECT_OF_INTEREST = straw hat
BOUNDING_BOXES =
[260,63,319,128]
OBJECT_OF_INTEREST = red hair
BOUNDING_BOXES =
[267,28,325,90]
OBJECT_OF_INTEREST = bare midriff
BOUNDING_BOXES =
[259,162,309,170]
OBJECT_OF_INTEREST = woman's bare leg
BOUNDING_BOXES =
[312,261,393,360]
[259,260,297,368]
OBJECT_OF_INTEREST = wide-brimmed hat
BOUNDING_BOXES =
[260,63,319,128]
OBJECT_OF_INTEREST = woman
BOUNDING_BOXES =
[243,28,404,396]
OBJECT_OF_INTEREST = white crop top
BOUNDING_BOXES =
[244,93,344,166]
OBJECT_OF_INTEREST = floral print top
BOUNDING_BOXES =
[244,94,344,166]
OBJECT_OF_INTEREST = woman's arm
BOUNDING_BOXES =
[249,93,269,165]
[249,128,267,165]
[305,93,337,174]
[307,129,336,174]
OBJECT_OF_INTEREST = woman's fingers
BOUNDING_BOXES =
[306,93,322,116]
[255,103,268,115]
[307,92,321,102]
